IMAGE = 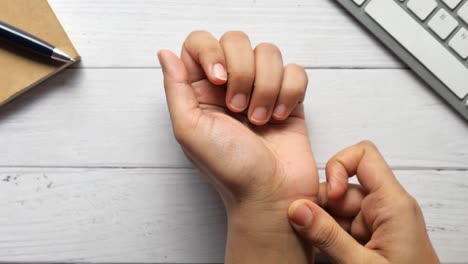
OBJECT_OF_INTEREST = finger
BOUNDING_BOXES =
[351,211,372,243]
[220,31,255,112]
[288,200,369,264]
[325,140,404,199]
[158,50,202,144]
[181,31,227,85]
[319,184,358,232]
[181,47,205,83]
[191,79,226,107]
[272,64,308,120]
[318,183,328,208]
[249,43,284,125]
[326,184,366,218]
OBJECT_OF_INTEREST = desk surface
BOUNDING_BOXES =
[0,0,467,263]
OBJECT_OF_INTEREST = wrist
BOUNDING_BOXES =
[223,200,312,264]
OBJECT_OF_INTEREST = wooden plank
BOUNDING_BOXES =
[0,69,466,168]
[0,168,466,263]
[48,0,401,68]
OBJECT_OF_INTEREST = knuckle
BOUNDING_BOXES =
[255,42,281,56]
[184,31,216,52]
[220,31,250,43]
[285,63,305,72]
[288,64,308,82]
[186,30,210,40]
[359,140,378,150]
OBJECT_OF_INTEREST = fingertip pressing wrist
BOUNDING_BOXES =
[288,200,314,228]
[225,202,311,264]
[226,197,312,237]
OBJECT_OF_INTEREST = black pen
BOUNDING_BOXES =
[0,20,74,63]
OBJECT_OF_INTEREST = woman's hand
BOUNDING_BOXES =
[288,141,440,264]
[158,31,318,263]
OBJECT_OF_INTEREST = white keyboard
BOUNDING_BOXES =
[337,0,468,120]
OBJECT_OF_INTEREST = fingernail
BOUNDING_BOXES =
[251,107,268,123]
[289,202,313,227]
[212,63,227,81]
[230,94,247,111]
[273,104,287,118]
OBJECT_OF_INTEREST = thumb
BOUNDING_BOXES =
[158,49,201,140]
[288,200,368,264]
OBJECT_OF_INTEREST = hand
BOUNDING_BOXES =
[288,141,440,264]
[158,31,318,263]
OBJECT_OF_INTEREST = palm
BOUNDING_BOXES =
[190,80,319,204]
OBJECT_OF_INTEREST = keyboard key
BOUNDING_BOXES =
[449,27,468,59]
[352,0,366,6]
[428,9,458,40]
[407,0,438,20]
[366,0,468,99]
[458,2,468,25]
[440,0,462,10]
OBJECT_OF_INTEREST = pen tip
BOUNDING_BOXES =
[52,48,75,63]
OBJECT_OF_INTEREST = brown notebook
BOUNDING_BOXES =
[0,0,79,106]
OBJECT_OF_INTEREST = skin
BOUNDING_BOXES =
[159,30,440,263]
[288,141,440,264]
[158,31,318,263]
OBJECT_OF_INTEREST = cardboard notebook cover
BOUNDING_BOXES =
[0,0,79,106]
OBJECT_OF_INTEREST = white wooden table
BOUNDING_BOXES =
[0,0,467,263]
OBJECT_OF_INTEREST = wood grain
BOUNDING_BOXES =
[0,168,466,263]
[0,69,466,168]
[47,0,402,68]
[0,0,465,263]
